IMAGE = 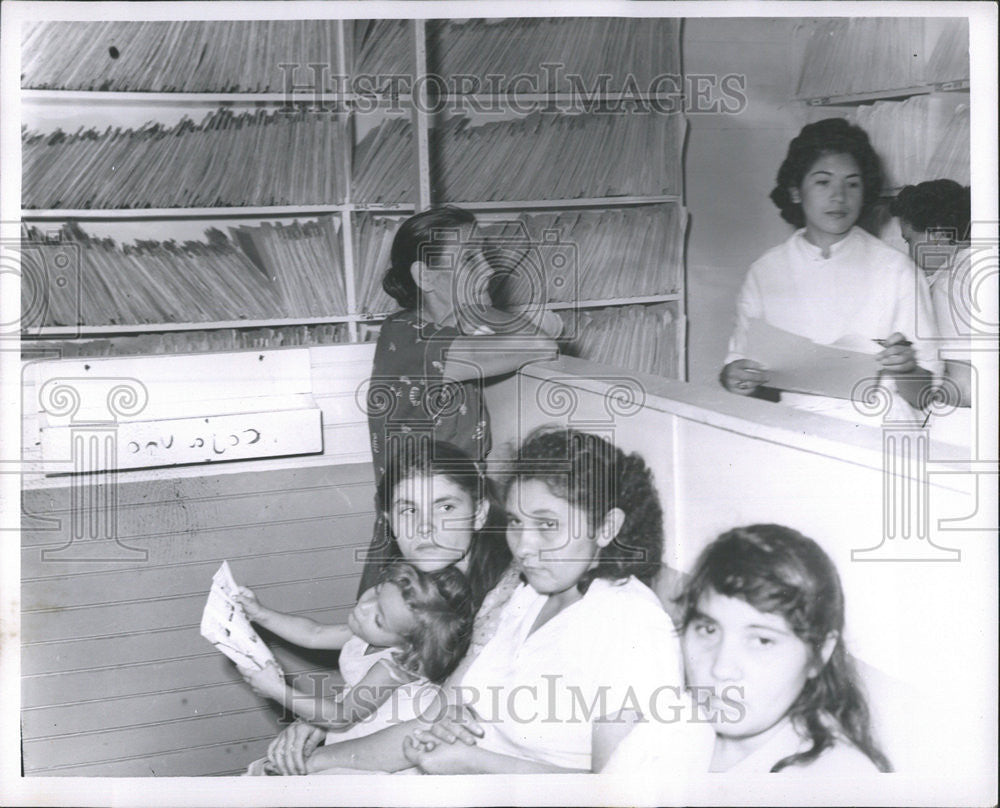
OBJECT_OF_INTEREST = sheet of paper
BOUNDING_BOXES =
[745,319,881,400]
[199,561,281,672]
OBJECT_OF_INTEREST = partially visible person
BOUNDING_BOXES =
[722,118,942,422]
[892,179,972,408]
[674,524,892,774]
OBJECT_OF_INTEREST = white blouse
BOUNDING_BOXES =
[726,227,943,423]
[456,576,684,771]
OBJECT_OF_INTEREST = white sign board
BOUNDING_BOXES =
[41,407,323,471]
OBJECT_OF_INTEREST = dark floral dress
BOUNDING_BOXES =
[357,309,491,595]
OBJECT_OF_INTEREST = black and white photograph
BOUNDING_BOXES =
[0,1,996,805]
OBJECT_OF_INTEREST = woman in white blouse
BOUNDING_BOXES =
[264,427,706,774]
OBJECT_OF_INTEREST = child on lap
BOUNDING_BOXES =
[236,561,472,757]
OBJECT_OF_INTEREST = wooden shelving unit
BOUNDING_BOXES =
[20,17,689,378]
[20,203,416,220]
[29,293,685,339]
[795,18,970,194]
[451,196,682,211]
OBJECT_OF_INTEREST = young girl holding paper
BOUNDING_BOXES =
[241,438,517,773]
[721,118,942,420]
[236,560,472,748]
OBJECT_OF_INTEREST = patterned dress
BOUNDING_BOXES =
[357,309,492,595]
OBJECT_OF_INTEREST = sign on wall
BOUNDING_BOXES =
[32,349,324,473]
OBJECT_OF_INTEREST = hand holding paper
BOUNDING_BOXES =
[743,319,879,400]
[200,561,282,673]
[722,358,770,395]
[238,660,287,701]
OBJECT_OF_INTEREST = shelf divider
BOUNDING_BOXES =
[412,19,432,212]
[801,79,969,106]
[446,196,681,211]
[20,204,416,221]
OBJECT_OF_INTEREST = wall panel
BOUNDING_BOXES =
[21,461,373,776]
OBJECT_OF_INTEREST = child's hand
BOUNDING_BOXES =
[238,661,285,701]
[235,586,265,621]
[540,309,565,339]
[722,359,769,395]
[876,333,917,374]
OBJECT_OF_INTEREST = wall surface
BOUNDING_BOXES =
[682,18,806,386]
[21,462,374,776]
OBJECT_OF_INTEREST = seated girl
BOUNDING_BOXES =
[263,427,700,775]
[237,560,472,758]
[365,437,514,612]
[721,118,942,422]
[670,524,891,774]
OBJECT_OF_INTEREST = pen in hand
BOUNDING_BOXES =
[873,338,912,348]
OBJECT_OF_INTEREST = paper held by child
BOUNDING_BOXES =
[745,319,879,400]
[200,561,281,672]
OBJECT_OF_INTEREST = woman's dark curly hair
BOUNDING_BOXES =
[373,436,511,610]
[770,118,883,228]
[503,426,664,591]
[382,205,478,309]
[890,179,971,241]
[379,561,474,683]
[676,524,892,773]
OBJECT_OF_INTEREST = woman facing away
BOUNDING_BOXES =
[891,179,973,409]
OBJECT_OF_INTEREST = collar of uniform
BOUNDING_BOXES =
[792,227,861,261]
[925,245,970,290]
